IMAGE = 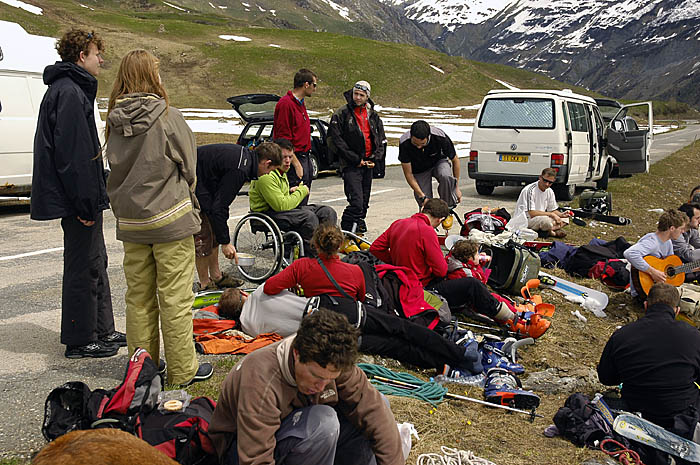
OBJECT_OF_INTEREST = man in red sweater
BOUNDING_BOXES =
[273,68,317,206]
[370,199,514,322]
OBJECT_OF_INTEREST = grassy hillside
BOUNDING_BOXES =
[3,0,620,112]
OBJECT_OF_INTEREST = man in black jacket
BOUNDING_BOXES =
[598,282,700,464]
[30,29,123,358]
[328,81,386,239]
[194,142,281,289]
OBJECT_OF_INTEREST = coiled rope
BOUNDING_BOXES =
[358,363,447,408]
[416,446,497,465]
[600,439,644,465]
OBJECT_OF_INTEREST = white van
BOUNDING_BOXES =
[467,89,653,200]
[0,21,104,197]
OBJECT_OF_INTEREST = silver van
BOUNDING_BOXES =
[467,89,652,200]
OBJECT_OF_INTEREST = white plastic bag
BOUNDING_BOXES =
[397,422,419,461]
[506,211,528,232]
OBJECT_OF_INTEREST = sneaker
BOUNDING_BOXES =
[214,272,244,289]
[441,215,454,230]
[484,367,540,409]
[100,331,127,348]
[65,341,119,359]
[180,362,214,387]
[340,239,360,254]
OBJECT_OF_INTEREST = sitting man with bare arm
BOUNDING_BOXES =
[514,168,569,238]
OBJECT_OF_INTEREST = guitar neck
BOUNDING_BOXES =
[673,259,700,275]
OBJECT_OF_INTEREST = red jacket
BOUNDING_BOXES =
[273,91,311,153]
[263,255,365,300]
[370,213,447,286]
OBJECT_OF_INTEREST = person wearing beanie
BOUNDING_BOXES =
[398,119,462,211]
[328,80,387,250]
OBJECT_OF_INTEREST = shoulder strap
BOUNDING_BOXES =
[316,258,354,300]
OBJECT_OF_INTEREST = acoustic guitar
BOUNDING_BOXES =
[631,254,700,297]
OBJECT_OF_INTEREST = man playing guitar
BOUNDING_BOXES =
[624,210,689,298]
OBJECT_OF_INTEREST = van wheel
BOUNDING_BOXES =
[554,183,576,201]
[310,154,319,179]
[596,164,610,190]
[475,182,494,196]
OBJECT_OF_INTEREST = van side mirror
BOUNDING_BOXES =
[612,120,623,132]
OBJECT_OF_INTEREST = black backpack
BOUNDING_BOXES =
[553,393,629,448]
[136,397,218,465]
[42,381,96,441]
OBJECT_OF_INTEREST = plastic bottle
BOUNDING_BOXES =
[433,373,486,388]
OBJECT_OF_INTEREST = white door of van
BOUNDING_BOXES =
[565,101,589,182]
[606,101,653,175]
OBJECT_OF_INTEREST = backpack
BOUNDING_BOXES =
[485,241,541,295]
[357,261,390,312]
[553,393,629,449]
[587,259,630,290]
[136,397,218,465]
[42,381,96,441]
[564,237,631,278]
[90,348,162,432]
[460,207,511,236]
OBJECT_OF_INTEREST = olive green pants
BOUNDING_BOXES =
[123,237,198,385]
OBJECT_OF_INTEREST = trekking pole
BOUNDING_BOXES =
[371,375,542,421]
[456,321,520,338]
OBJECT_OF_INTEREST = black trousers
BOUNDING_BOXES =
[340,166,373,232]
[266,205,338,256]
[60,212,115,346]
[287,154,314,207]
[428,277,500,319]
[360,307,465,370]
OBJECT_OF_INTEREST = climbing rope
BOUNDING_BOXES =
[600,438,644,465]
[358,363,447,408]
[416,446,497,465]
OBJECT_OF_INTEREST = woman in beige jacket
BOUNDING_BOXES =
[105,49,211,386]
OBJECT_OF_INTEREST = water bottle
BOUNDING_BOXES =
[433,373,486,388]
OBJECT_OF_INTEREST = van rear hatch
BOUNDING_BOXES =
[473,97,560,176]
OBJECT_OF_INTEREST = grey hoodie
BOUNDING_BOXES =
[106,93,201,244]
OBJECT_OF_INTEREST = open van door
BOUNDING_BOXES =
[605,101,653,175]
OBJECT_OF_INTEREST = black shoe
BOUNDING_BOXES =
[158,359,167,375]
[65,341,119,359]
[180,362,214,387]
[100,331,127,347]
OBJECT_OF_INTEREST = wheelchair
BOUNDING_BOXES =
[232,212,305,283]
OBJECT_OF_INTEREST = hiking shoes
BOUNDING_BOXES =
[180,362,214,387]
[100,331,127,347]
[65,341,119,359]
[214,272,245,289]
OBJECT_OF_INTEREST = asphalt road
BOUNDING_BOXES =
[0,125,697,458]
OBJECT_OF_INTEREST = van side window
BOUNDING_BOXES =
[479,98,554,129]
[567,102,588,132]
[562,102,570,131]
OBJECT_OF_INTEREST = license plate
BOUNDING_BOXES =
[499,154,528,163]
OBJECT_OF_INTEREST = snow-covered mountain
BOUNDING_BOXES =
[378,0,700,107]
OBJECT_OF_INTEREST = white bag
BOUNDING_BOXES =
[397,422,419,462]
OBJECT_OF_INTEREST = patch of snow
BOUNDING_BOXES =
[269,43,281,48]
[430,64,445,74]
[318,0,353,21]
[218,5,227,9]
[219,35,252,42]
[163,1,186,11]
[0,0,42,15]
[80,3,94,10]
[208,2,215,8]
[494,79,518,90]
[404,0,511,30]
[257,5,265,12]
[241,2,250,6]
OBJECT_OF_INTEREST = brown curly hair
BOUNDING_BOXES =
[311,223,344,257]
[451,239,479,263]
[292,308,359,370]
[56,29,103,64]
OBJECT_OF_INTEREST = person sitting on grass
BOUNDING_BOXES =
[514,167,569,238]
[672,203,700,282]
[209,308,404,465]
[446,238,491,283]
[263,222,484,376]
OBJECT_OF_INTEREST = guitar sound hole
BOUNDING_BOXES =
[667,268,676,277]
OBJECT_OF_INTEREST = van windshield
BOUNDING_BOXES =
[479,98,555,129]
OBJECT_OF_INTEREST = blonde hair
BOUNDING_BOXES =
[107,49,168,139]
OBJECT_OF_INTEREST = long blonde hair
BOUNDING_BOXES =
[106,49,168,139]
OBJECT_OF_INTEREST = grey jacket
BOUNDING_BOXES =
[105,93,200,244]
[672,228,700,263]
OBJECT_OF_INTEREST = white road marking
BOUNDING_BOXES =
[322,188,396,203]
[0,247,64,262]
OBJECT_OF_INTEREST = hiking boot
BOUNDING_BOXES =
[340,239,360,254]
[441,215,454,230]
[214,272,244,289]
[484,368,540,409]
[180,362,214,387]
[505,311,550,339]
[65,341,119,359]
[100,331,127,348]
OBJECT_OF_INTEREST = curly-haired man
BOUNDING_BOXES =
[30,29,124,358]
[210,308,404,465]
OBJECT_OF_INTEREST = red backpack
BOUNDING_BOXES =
[587,259,630,290]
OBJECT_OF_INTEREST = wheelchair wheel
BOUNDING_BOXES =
[232,213,284,283]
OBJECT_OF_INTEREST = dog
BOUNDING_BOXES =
[31,428,178,465]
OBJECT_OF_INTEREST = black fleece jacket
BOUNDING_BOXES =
[598,303,700,424]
